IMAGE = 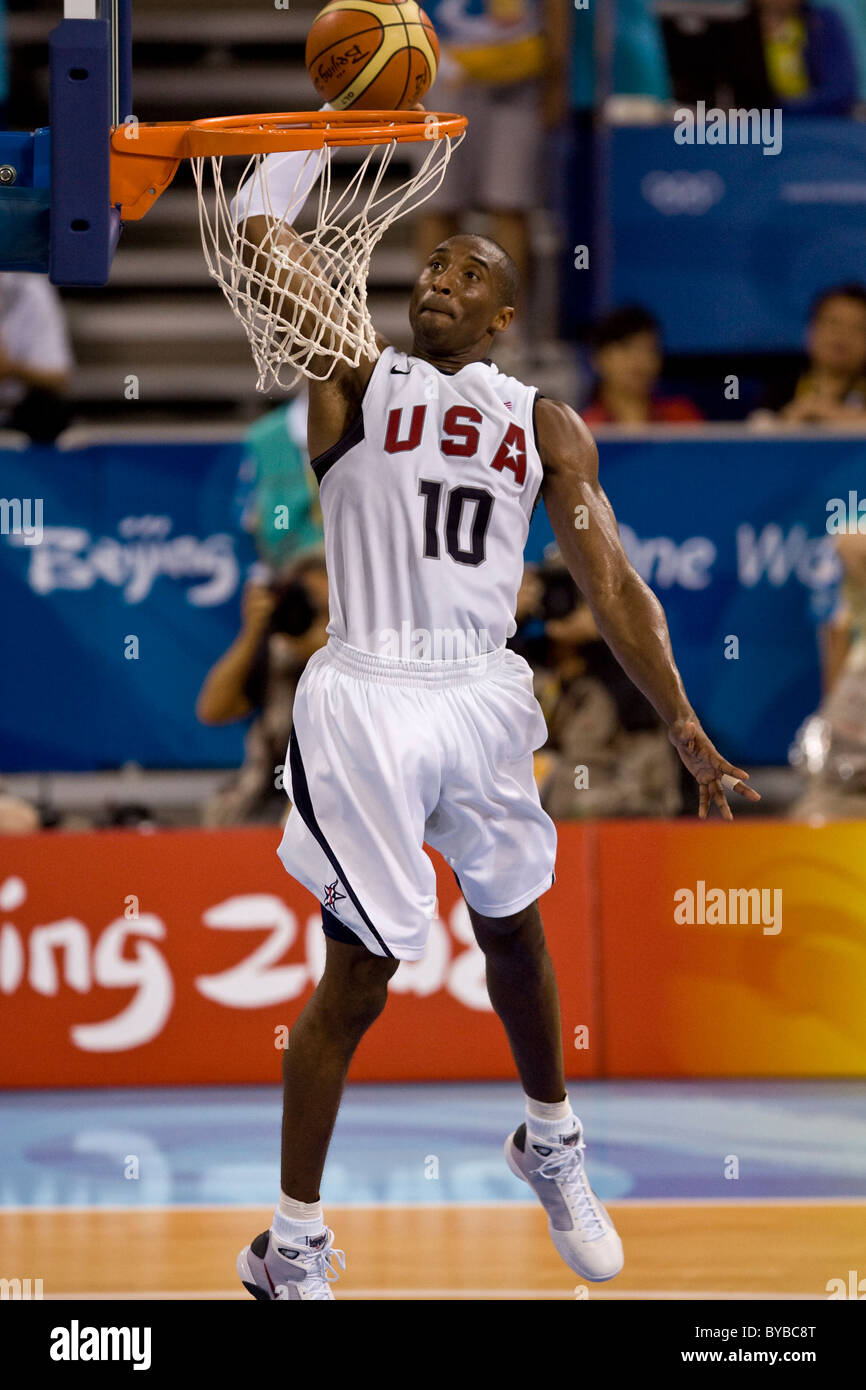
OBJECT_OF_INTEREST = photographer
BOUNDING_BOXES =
[196,552,329,826]
[511,558,682,819]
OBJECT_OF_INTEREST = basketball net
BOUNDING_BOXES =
[191,118,464,392]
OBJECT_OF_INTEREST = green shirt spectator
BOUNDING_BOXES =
[236,391,323,572]
[570,0,671,108]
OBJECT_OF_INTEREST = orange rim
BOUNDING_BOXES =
[109,110,467,220]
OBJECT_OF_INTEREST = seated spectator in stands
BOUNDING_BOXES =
[510,560,682,818]
[196,552,329,826]
[560,0,671,335]
[235,388,322,575]
[725,0,859,116]
[0,272,74,442]
[752,284,866,428]
[581,306,704,426]
[790,531,866,820]
[829,0,866,103]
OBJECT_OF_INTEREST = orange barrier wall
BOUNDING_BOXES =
[596,820,866,1077]
[1,821,864,1086]
[0,826,598,1087]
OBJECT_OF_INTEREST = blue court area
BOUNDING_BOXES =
[1,1081,864,1211]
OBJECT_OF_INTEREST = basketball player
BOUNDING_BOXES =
[233,157,761,1301]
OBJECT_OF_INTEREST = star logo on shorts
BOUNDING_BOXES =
[323,880,345,910]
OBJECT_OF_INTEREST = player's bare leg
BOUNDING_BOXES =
[238,935,398,1300]
[469,898,624,1281]
[281,935,399,1200]
[467,900,565,1102]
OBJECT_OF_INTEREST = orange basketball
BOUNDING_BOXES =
[305,0,439,111]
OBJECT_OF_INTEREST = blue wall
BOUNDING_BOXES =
[1,434,861,770]
[610,119,866,353]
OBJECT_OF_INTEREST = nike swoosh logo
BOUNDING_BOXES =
[390,365,412,374]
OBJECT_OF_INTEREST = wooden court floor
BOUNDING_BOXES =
[3,1201,863,1299]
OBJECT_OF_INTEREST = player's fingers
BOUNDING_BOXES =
[720,762,750,781]
[698,783,708,819]
[712,782,733,821]
[721,773,762,801]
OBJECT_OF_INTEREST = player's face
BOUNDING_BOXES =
[409,241,512,355]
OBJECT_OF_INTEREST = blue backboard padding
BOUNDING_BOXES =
[49,19,114,286]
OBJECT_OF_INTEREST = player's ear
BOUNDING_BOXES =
[491,305,515,333]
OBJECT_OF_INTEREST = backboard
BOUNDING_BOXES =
[0,1,132,285]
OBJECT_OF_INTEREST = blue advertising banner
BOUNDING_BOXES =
[0,434,861,770]
[610,120,866,353]
[528,434,861,766]
[0,440,255,771]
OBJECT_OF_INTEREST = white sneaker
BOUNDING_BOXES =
[505,1121,624,1281]
[237,1227,345,1300]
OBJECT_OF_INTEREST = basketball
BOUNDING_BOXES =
[305,0,439,111]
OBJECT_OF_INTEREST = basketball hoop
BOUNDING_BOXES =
[109,110,467,390]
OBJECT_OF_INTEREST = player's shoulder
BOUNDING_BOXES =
[534,396,598,475]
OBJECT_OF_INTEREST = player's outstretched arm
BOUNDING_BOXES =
[232,119,392,452]
[537,397,761,819]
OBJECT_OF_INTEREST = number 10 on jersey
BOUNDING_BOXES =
[418,480,495,568]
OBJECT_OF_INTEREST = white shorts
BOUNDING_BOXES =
[277,636,557,960]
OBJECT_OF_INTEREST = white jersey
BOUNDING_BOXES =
[311,345,544,661]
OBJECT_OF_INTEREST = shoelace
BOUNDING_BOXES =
[274,1230,346,1300]
[532,1141,606,1241]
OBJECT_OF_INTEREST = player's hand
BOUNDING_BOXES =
[668,718,761,820]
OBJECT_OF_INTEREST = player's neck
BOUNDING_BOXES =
[408,344,491,374]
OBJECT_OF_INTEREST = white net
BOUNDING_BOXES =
[191,120,464,392]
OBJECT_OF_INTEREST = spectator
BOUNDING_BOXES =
[751,284,866,428]
[0,782,40,833]
[0,272,74,442]
[569,0,672,112]
[235,388,322,573]
[790,532,866,820]
[196,553,329,826]
[724,0,859,116]
[581,306,704,426]
[560,0,672,336]
[510,560,682,818]
[408,0,569,362]
[828,0,866,102]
